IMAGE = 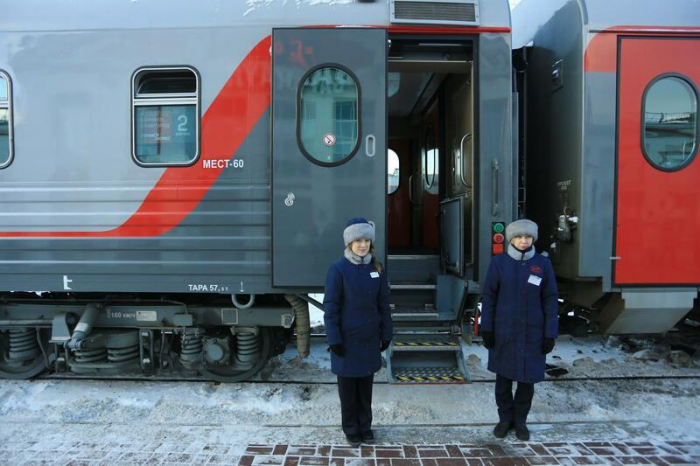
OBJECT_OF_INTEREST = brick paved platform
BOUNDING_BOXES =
[2,422,700,466]
[236,441,699,466]
[2,439,699,465]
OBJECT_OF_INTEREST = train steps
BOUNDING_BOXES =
[386,334,469,384]
[386,277,470,384]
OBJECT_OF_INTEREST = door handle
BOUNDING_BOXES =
[365,134,376,157]
[491,159,499,216]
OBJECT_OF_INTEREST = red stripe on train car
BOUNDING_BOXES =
[585,26,700,73]
[0,35,272,238]
[2,25,506,239]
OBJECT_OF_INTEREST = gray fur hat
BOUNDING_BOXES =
[343,217,375,246]
[505,219,538,243]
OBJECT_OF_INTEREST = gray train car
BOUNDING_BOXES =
[0,0,515,381]
[512,0,700,334]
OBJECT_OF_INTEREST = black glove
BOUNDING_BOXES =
[380,340,391,351]
[542,338,555,355]
[481,330,495,350]
[330,344,345,357]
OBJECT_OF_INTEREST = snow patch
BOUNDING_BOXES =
[245,0,353,16]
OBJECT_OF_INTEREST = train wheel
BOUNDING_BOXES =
[201,327,274,383]
[0,328,50,380]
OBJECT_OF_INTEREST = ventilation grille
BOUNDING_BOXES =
[392,1,479,25]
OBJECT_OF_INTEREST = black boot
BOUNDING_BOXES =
[514,423,530,441]
[345,433,362,447]
[361,430,375,444]
[493,421,512,438]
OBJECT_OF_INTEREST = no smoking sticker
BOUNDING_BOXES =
[323,133,336,147]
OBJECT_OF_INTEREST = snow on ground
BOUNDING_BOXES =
[1,334,699,427]
[0,332,699,453]
[465,333,700,381]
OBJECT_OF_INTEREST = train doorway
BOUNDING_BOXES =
[385,37,475,383]
[386,37,475,276]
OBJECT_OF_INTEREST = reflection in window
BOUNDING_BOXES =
[132,68,199,166]
[424,125,438,195]
[388,149,400,194]
[388,73,400,98]
[0,72,12,168]
[299,67,358,165]
[643,76,697,170]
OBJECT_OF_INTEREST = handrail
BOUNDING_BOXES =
[491,159,500,216]
[408,174,417,205]
[459,133,472,188]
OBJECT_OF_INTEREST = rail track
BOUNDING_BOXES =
[37,373,700,384]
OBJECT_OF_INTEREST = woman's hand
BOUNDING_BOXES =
[542,338,555,354]
[481,331,495,349]
[330,344,345,357]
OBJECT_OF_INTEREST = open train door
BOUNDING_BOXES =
[613,37,699,327]
[272,28,387,287]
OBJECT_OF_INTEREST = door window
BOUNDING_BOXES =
[424,125,439,194]
[388,149,400,194]
[298,66,359,166]
[642,75,698,171]
[0,71,13,168]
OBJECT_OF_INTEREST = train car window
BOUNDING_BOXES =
[388,149,400,194]
[298,66,359,166]
[131,67,200,166]
[0,71,12,169]
[642,75,698,171]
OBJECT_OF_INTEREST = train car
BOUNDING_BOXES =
[511,0,700,334]
[0,0,515,381]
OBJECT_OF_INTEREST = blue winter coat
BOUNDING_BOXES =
[323,257,393,377]
[480,249,558,383]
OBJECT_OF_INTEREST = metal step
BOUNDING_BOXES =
[390,281,436,290]
[386,334,469,384]
[391,307,439,320]
[392,367,467,383]
[386,255,440,282]
[392,336,461,351]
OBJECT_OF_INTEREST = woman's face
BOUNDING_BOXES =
[511,235,534,250]
[350,238,371,257]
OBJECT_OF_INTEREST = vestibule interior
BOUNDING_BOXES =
[386,38,475,278]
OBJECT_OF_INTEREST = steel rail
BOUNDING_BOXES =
[37,373,700,384]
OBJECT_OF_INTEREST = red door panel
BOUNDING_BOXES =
[615,37,700,285]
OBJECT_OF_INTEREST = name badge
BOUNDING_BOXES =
[528,274,542,286]
[370,272,379,278]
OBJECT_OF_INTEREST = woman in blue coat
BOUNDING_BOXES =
[323,218,393,447]
[480,219,558,441]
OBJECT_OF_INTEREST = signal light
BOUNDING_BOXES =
[491,222,506,255]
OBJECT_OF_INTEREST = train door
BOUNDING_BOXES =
[442,70,475,277]
[271,28,387,287]
[614,37,700,286]
[385,38,474,383]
